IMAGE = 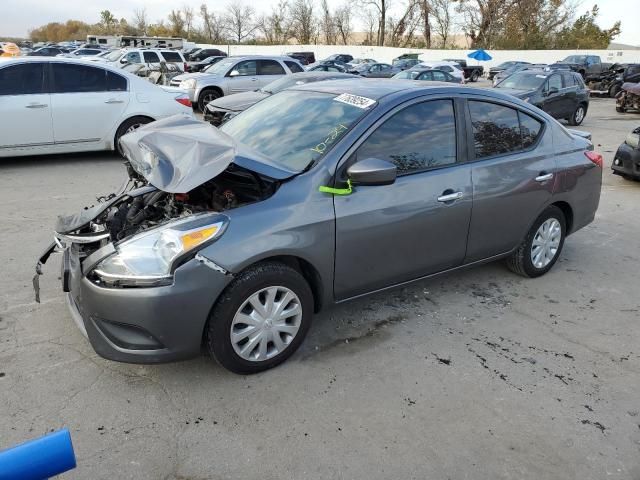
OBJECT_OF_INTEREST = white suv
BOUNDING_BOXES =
[170,56,304,111]
[94,48,188,71]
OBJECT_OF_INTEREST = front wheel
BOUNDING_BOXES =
[507,206,566,278]
[568,104,586,126]
[470,71,480,82]
[205,262,314,374]
[198,89,221,112]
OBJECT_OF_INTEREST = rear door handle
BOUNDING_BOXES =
[26,103,47,109]
[535,173,554,182]
[105,99,124,104]
[437,191,464,203]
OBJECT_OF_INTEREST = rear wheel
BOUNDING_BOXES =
[507,206,566,278]
[568,104,586,126]
[470,71,480,82]
[616,106,626,113]
[205,262,313,374]
[114,116,152,157]
[198,88,221,112]
[609,84,621,98]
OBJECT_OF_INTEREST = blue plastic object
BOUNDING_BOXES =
[467,49,492,61]
[0,429,76,480]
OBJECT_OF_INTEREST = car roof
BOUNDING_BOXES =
[216,55,299,61]
[0,56,138,75]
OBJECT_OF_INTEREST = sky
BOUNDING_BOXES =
[1,0,637,47]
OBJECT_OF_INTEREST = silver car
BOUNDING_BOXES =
[36,80,602,374]
[170,55,304,111]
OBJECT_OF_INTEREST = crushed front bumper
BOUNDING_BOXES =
[36,242,233,364]
[612,142,640,180]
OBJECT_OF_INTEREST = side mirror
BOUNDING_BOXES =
[120,58,128,64]
[229,70,239,77]
[347,158,397,186]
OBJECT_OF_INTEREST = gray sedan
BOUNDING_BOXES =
[392,68,461,83]
[37,80,602,373]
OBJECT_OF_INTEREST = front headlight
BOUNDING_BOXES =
[92,214,227,287]
[180,78,196,89]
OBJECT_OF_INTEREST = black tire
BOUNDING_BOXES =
[471,71,480,82]
[616,106,625,113]
[609,84,621,98]
[205,262,313,374]
[115,116,152,157]
[198,88,221,112]
[507,206,566,278]
[568,104,586,126]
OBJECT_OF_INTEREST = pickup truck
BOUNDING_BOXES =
[551,55,612,80]
[442,59,484,82]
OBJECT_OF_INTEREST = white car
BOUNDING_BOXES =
[57,48,104,58]
[415,60,465,83]
[0,57,193,158]
[93,48,188,72]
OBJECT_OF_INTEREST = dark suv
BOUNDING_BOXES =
[494,69,589,125]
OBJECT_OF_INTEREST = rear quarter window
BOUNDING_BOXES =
[285,61,304,73]
[106,71,127,91]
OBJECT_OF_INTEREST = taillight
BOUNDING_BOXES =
[175,95,192,108]
[584,151,603,168]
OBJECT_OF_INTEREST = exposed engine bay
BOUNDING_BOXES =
[77,163,278,247]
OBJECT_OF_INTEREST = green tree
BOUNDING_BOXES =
[555,5,620,49]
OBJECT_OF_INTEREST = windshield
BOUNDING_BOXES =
[563,55,586,64]
[220,90,373,172]
[204,58,234,75]
[105,50,123,62]
[495,62,515,69]
[394,70,421,79]
[259,75,302,94]
[497,72,546,90]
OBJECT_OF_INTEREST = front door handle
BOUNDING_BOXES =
[105,99,124,104]
[26,103,47,108]
[535,173,554,182]
[437,191,464,203]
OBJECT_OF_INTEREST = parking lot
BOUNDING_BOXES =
[1,94,639,479]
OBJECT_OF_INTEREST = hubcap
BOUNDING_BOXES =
[575,107,585,123]
[530,218,561,269]
[230,286,302,362]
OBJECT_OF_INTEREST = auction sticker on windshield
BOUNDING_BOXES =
[334,93,376,109]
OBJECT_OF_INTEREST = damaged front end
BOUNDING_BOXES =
[34,115,289,301]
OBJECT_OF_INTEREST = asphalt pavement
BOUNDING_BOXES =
[1,94,639,479]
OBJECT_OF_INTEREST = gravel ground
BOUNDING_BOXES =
[1,95,639,479]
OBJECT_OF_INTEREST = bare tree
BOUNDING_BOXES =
[431,0,453,47]
[132,7,148,35]
[418,0,431,48]
[334,5,353,45]
[387,0,421,47]
[226,2,259,43]
[289,0,316,44]
[182,4,195,39]
[361,9,378,45]
[259,0,293,44]
[456,0,513,48]
[359,0,390,46]
[320,0,337,44]
[168,9,186,37]
[200,4,227,43]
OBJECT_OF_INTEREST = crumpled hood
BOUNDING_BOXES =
[207,90,270,112]
[119,115,297,194]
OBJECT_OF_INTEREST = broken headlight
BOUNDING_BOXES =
[92,213,228,287]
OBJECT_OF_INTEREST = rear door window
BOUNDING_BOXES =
[0,63,45,95]
[143,51,160,63]
[468,101,522,158]
[356,99,457,174]
[547,74,563,91]
[431,71,447,81]
[161,51,183,62]
[106,71,127,91]
[52,63,107,93]
[258,60,285,75]
[285,61,304,73]
[469,100,544,158]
